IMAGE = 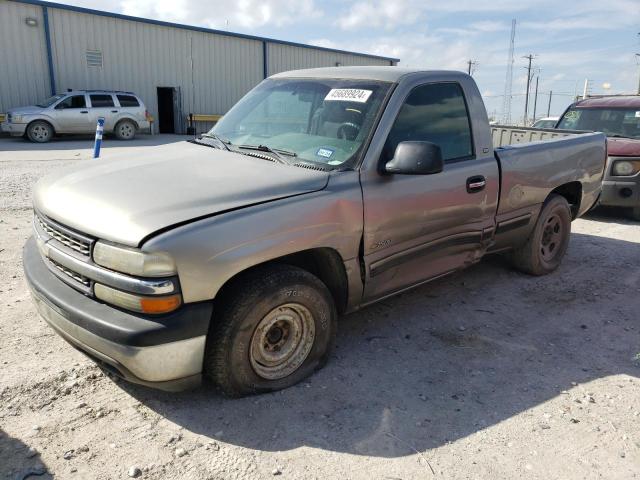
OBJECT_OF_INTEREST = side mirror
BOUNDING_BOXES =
[384,141,444,175]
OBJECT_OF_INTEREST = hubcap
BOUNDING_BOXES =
[33,125,49,140]
[249,303,316,380]
[119,123,133,138]
[540,213,563,261]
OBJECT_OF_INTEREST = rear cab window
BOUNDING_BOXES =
[116,95,140,107]
[384,82,474,162]
[89,94,115,108]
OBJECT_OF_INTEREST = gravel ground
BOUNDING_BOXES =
[1,135,639,480]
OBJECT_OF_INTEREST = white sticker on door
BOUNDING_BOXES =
[324,89,373,103]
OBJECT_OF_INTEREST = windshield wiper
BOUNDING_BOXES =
[236,144,297,164]
[194,133,232,151]
[609,134,633,139]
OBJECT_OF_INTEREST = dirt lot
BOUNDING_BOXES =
[1,135,639,480]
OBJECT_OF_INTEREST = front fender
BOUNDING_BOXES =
[142,172,364,304]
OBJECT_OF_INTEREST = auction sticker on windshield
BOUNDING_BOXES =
[325,89,372,103]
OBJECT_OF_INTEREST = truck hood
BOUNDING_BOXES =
[9,105,44,115]
[33,141,330,246]
[607,137,640,157]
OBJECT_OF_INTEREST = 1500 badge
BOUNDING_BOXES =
[371,239,391,250]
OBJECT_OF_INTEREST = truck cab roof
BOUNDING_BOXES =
[271,66,469,83]
[574,95,640,108]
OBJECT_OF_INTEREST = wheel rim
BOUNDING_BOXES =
[249,303,316,380]
[32,124,49,141]
[119,123,133,138]
[540,213,563,262]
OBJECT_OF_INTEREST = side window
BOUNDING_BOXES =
[55,95,86,109]
[116,95,140,107]
[89,94,115,108]
[384,83,473,162]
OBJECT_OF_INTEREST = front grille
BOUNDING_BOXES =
[47,257,91,288]
[36,214,92,257]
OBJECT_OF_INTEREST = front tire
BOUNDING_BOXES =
[511,194,572,275]
[204,265,337,397]
[114,119,136,140]
[26,121,53,143]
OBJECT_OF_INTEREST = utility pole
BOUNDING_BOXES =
[636,53,640,94]
[467,60,477,75]
[523,54,535,125]
[582,78,590,99]
[547,90,552,117]
[502,19,516,124]
[532,76,539,122]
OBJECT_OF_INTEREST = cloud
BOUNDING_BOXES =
[118,0,322,29]
[335,0,421,30]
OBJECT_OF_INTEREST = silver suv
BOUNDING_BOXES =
[1,90,150,142]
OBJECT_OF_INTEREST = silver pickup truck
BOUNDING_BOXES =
[24,67,606,396]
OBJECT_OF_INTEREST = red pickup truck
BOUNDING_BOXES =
[557,95,640,220]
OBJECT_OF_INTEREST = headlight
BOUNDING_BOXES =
[93,241,176,277]
[94,284,182,314]
[612,160,640,176]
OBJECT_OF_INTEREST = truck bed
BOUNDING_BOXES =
[491,125,590,148]
[490,132,607,250]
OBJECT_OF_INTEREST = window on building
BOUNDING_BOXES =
[384,82,474,162]
[116,95,140,107]
[89,94,115,108]
[55,95,86,109]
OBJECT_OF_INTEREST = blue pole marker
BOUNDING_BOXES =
[93,117,105,158]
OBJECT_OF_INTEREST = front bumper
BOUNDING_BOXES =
[1,121,27,136]
[23,237,213,391]
[599,179,640,208]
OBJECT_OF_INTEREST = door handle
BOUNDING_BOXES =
[466,175,486,193]
[80,110,88,114]
[111,110,118,113]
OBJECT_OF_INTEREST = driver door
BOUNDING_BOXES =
[360,81,500,301]
[51,94,91,133]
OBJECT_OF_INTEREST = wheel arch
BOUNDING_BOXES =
[550,181,582,219]
[115,116,139,130]
[26,118,56,134]
[213,247,349,315]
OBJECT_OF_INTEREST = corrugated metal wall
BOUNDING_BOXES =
[267,43,392,76]
[47,7,265,132]
[1,0,397,133]
[0,1,50,113]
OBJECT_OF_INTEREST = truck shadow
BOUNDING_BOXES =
[123,231,640,458]
[0,430,52,479]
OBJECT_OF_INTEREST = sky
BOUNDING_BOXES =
[58,0,640,123]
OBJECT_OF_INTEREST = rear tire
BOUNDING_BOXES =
[26,121,53,143]
[204,265,337,397]
[114,119,136,140]
[511,194,572,276]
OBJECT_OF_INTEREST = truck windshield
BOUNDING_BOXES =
[557,107,640,139]
[36,95,65,108]
[210,78,392,168]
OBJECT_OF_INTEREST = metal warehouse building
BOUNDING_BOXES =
[0,0,399,133]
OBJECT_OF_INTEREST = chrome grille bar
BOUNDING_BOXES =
[35,214,93,257]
